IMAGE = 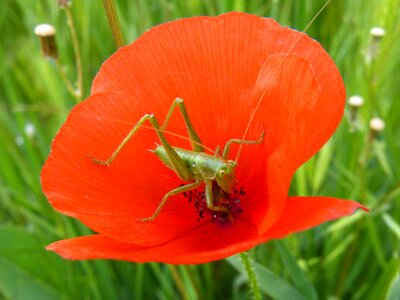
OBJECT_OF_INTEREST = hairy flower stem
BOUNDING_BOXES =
[183,265,202,298]
[240,252,261,300]
[336,111,379,295]
[64,5,83,101]
[102,0,125,49]
[168,265,188,300]
[56,59,80,102]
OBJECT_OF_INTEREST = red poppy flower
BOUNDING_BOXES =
[42,12,366,264]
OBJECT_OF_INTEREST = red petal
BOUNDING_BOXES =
[252,52,346,232]
[89,12,345,231]
[42,13,348,259]
[47,197,366,264]
[41,91,268,245]
[47,219,262,264]
[42,92,205,246]
[266,196,368,239]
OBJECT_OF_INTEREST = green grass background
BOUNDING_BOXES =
[1,0,399,299]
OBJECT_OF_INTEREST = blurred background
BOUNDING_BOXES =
[0,0,399,299]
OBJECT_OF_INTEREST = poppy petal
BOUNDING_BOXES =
[266,196,368,239]
[47,218,261,264]
[42,12,356,263]
[47,197,366,264]
[41,92,211,246]
[88,12,345,232]
[41,91,268,246]
[253,52,345,232]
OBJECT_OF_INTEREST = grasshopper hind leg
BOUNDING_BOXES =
[89,114,155,167]
[90,113,192,181]
[162,98,204,152]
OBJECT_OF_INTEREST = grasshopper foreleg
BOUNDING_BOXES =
[204,180,234,222]
[222,131,265,159]
[137,181,201,222]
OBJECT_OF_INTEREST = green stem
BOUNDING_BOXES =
[168,265,188,300]
[64,5,83,101]
[55,59,80,103]
[102,0,125,49]
[240,252,261,300]
[182,265,202,299]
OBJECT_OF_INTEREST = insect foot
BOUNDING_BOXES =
[136,216,154,223]
[88,155,111,167]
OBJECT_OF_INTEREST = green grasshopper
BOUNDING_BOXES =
[91,98,264,222]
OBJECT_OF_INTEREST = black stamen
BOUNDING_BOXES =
[181,183,246,223]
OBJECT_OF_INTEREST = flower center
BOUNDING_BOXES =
[182,182,245,224]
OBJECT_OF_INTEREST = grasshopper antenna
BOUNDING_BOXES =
[234,0,332,164]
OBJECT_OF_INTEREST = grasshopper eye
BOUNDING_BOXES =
[219,170,225,176]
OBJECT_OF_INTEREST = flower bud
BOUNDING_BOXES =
[34,24,58,59]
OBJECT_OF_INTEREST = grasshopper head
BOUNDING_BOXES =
[216,160,236,193]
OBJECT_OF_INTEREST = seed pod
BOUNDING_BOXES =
[348,95,364,108]
[366,26,385,64]
[370,27,386,39]
[34,24,58,59]
[58,0,71,8]
[369,117,385,132]
[367,117,385,143]
[348,95,364,131]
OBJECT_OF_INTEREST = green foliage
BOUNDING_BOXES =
[1,0,399,299]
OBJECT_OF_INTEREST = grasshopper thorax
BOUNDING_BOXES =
[215,160,236,193]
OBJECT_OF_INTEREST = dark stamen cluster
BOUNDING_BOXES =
[181,183,245,223]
